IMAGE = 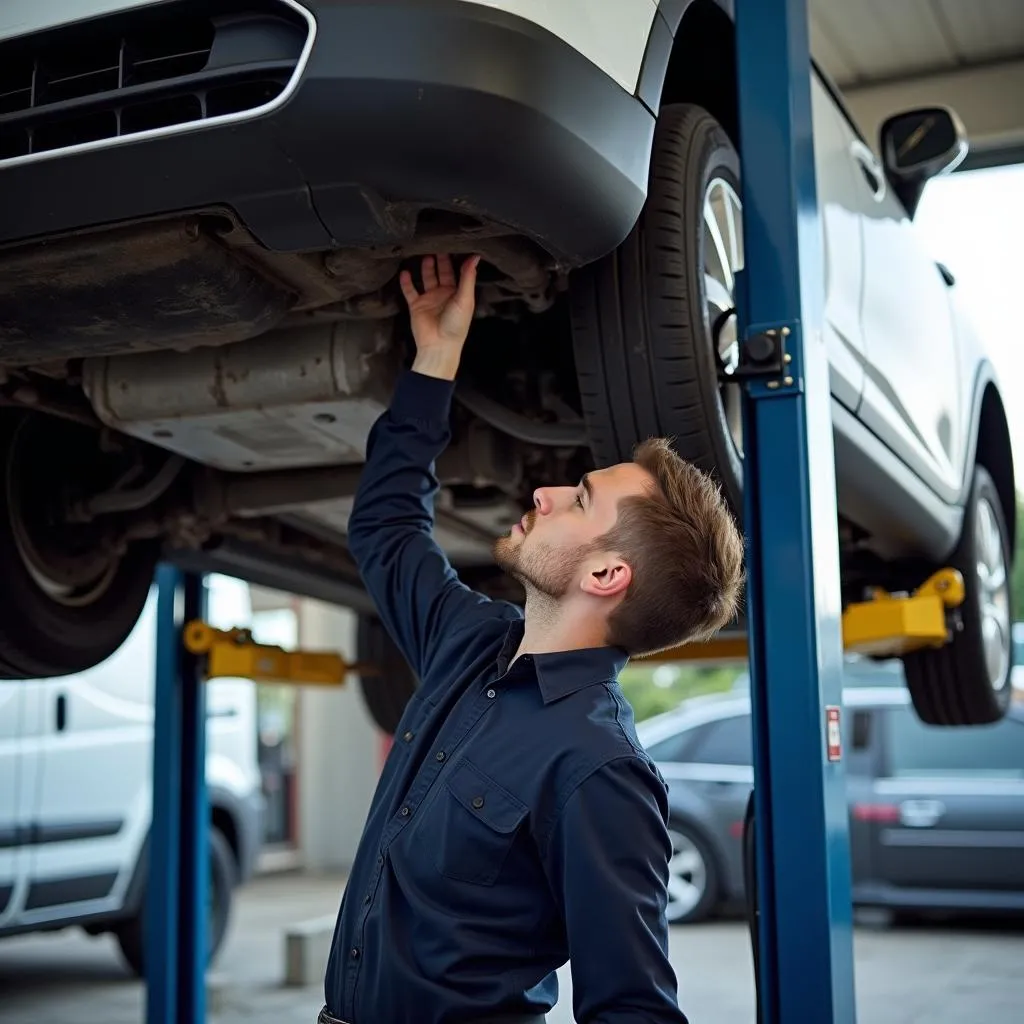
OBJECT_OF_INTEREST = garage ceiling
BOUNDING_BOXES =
[810,0,1024,88]
[808,0,1024,156]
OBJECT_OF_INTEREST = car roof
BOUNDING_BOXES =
[636,679,1023,748]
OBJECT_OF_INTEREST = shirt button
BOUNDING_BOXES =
[350,947,360,959]
[364,894,371,905]
[486,688,496,699]
[402,730,414,742]
[472,795,485,809]
[400,805,410,817]
[436,750,446,762]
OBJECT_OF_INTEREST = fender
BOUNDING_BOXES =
[115,784,250,922]
[957,359,1017,551]
[637,0,736,113]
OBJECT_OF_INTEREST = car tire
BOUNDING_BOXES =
[357,615,419,736]
[569,102,745,515]
[902,464,1014,726]
[0,411,159,678]
[665,820,719,925]
[114,825,236,978]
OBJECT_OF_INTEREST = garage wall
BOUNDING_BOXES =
[295,599,380,872]
[843,59,1024,156]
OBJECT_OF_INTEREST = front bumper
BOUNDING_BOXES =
[0,0,655,266]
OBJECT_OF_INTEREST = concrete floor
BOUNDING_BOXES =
[1,872,1022,1023]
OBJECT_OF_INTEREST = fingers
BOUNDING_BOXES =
[400,253,480,310]
[421,255,438,292]
[455,254,481,306]
[436,253,456,289]
[398,268,420,308]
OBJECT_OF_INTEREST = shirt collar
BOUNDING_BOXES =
[495,620,629,704]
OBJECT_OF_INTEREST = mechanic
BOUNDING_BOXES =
[320,253,745,1024]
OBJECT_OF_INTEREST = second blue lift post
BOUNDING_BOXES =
[735,0,858,1021]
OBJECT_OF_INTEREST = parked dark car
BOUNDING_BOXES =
[637,661,1024,924]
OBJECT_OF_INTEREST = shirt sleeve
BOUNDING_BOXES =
[346,369,517,686]
[543,755,691,1024]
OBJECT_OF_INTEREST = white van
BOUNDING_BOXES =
[0,573,264,975]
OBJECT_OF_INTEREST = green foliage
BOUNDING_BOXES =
[1013,499,1024,627]
[619,660,743,723]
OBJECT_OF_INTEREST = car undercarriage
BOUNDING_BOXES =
[0,207,594,620]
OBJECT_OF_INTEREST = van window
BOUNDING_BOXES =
[885,708,1024,779]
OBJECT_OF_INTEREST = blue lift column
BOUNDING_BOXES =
[734,0,857,1022]
[147,564,209,1024]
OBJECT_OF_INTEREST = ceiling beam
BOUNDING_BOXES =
[841,58,1024,157]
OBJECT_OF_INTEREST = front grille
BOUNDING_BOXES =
[0,0,309,162]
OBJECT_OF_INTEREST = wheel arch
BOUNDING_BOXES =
[210,799,241,880]
[638,0,738,145]
[666,809,728,901]
[973,381,1017,563]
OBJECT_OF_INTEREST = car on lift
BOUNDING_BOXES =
[636,667,1024,925]
[0,0,1015,732]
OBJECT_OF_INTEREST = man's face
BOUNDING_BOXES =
[493,462,654,599]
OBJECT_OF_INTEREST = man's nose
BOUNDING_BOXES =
[532,487,570,515]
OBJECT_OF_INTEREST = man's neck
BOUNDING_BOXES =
[514,593,609,659]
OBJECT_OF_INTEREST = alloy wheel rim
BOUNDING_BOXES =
[665,828,707,920]
[703,176,745,457]
[974,495,1011,692]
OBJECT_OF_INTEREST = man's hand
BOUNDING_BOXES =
[400,253,480,381]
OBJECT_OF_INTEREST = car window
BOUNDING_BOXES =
[644,731,697,764]
[884,707,1024,779]
[686,713,752,766]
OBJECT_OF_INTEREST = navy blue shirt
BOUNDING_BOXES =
[324,369,688,1024]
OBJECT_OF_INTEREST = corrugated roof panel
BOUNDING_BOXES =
[809,8,859,85]
[813,0,959,82]
[934,0,1024,64]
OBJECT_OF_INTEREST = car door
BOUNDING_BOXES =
[809,68,868,414]
[24,593,159,923]
[842,701,886,894]
[870,704,1024,892]
[0,683,23,926]
[658,710,755,886]
[826,94,963,498]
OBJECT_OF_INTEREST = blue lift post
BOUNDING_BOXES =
[147,564,209,1024]
[734,0,858,1022]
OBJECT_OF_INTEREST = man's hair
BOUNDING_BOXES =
[598,438,745,658]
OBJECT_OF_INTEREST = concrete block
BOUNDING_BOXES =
[284,914,337,987]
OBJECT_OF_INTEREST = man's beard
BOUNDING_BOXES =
[492,513,587,601]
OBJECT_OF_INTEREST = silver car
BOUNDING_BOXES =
[638,665,1024,924]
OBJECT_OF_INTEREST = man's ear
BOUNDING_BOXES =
[579,555,632,599]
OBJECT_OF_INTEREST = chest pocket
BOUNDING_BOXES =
[430,759,529,886]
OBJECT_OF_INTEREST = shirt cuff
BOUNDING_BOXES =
[389,369,456,424]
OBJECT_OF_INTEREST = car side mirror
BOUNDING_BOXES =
[878,107,968,218]
[880,106,968,183]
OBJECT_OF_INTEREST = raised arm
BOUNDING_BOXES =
[543,755,691,1024]
[346,254,517,686]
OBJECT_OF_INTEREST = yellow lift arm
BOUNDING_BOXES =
[183,568,966,682]
[182,622,375,686]
[640,567,967,665]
